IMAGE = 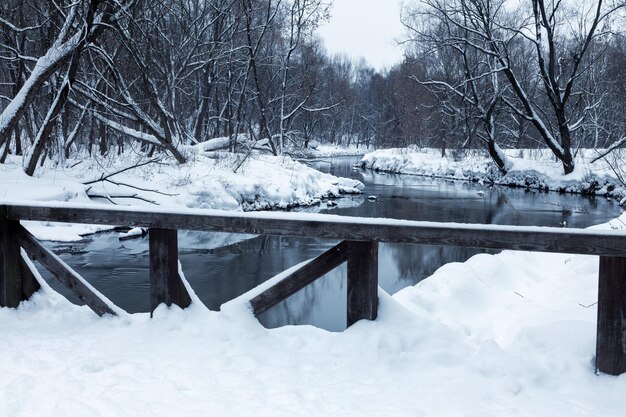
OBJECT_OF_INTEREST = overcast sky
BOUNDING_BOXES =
[317,0,406,70]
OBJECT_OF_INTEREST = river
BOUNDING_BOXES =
[40,157,623,331]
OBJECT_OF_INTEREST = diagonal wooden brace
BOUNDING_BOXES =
[17,224,114,316]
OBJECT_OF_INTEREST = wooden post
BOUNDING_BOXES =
[596,256,626,375]
[149,228,191,315]
[1,207,23,308]
[347,240,378,326]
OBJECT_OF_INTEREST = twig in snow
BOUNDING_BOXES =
[83,158,161,185]
[579,302,597,309]
[88,193,117,205]
[88,193,159,205]
[96,178,178,196]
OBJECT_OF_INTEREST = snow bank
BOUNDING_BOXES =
[361,147,626,202]
[2,213,625,416]
[286,144,371,159]
[308,144,371,158]
[0,151,363,240]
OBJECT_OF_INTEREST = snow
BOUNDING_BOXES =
[308,144,371,158]
[118,227,145,239]
[3,146,626,415]
[20,221,112,242]
[285,144,371,159]
[361,147,626,202]
[2,150,626,415]
[2,212,626,416]
[0,151,363,241]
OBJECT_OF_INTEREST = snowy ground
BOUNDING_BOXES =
[361,147,626,203]
[0,149,363,241]
[2,147,626,416]
[2,211,626,416]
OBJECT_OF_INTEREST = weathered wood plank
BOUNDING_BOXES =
[19,252,41,300]
[250,241,350,316]
[347,241,378,326]
[16,225,117,316]
[1,209,23,308]
[149,228,191,315]
[6,203,626,256]
[596,256,626,375]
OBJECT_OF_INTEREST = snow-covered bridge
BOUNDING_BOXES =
[1,202,625,375]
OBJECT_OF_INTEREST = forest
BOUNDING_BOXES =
[0,0,625,176]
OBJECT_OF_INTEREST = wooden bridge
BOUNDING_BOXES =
[1,202,626,375]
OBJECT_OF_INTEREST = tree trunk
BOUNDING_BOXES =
[0,136,10,163]
[557,113,575,174]
[24,50,83,176]
[487,140,508,175]
[99,121,107,156]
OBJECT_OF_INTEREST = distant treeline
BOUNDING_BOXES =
[0,0,624,175]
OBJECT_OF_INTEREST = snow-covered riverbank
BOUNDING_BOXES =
[361,147,626,203]
[0,150,363,240]
[2,210,625,417]
[2,146,626,416]
[305,144,371,158]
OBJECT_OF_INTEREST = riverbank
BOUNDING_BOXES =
[1,210,625,416]
[361,147,626,204]
[0,149,363,241]
[306,144,371,158]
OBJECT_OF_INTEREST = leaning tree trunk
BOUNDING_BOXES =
[0,35,82,150]
[0,135,10,163]
[484,99,510,175]
[24,50,83,176]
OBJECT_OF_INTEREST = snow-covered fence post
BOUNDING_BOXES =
[0,206,21,307]
[347,241,378,326]
[148,228,191,315]
[596,256,626,375]
[0,206,38,307]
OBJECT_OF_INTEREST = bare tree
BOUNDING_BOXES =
[404,0,625,174]
[0,0,135,176]
[404,6,512,172]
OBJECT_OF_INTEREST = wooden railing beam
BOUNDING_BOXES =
[7,203,626,256]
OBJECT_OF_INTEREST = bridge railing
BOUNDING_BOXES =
[1,202,625,375]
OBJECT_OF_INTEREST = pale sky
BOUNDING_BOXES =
[317,0,405,70]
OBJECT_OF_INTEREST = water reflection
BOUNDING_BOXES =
[379,244,492,294]
[315,161,614,229]
[40,157,622,331]
[259,266,347,332]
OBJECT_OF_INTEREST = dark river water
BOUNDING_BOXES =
[40,157,623,330]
